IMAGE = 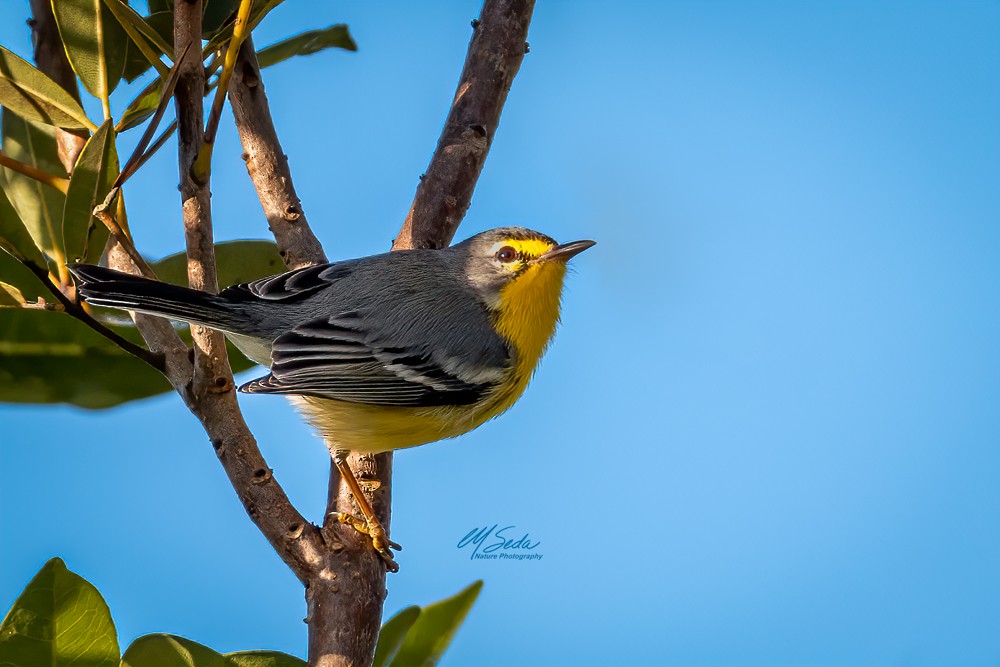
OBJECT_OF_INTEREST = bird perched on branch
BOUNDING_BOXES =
[70,227,594,571]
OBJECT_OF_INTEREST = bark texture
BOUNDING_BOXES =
[31,0,537,664]
[170,0,327,584]
[229,37,328,270]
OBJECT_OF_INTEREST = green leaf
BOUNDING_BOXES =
[0,46,94,130]
[0,281,26,306]
[373,607,421,667]
[389,581,483,667]
[0,251,46,302]
[121,11,174,83]
[62,119,118,263]
[122,638,307,667]
[0,180,47,268]
[122,634,229,667]
[118,82,162,132]
[0,242,283,408]
[0,557,119,667]
[52,0,129,102]
[0,308,172,408]
[0,110,68,268]
[203,0,239,39]
[257,25,357,70]
[151,239,285,290]
[226,650,307,667]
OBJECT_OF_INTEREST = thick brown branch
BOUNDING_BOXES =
[171,0,323,584]
[394,0,535,250]
[229,37,328,269]
[226,29,388,667]
[27,0,87,174]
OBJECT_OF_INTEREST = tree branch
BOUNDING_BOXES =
[394,0,535,250]
[227,28,388,667]
[171,0,325,584]
[22,258,165,370]
[229,37,328,270]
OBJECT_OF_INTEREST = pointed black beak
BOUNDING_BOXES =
[539,239,596,263]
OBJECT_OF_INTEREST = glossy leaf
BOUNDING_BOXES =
[152,239,285,289]
[120,10,174,82]
[122,634,229,667]
[257,25,357,70]
[0,181,47,268]
[0,557,119,667]
[0,308,171,408]
[0,281,25,306]
[0,110,68,268]
[63,119,118,264]
[52,0,129,101]
[226,651,307,667]
[0,242,281,408]
[373,606,421,667]
[118,83,161,131]
[0,251,46,302]
[0,46,94,130]
[203,0,239,39]
[389,581,483,667]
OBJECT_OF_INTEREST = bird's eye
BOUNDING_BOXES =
[496,246,517,263]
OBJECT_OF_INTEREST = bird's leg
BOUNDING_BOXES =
[328,450,400,572]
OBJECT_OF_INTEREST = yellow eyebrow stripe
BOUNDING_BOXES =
[506,238,553,258]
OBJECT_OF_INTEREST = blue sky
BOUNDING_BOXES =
[2,1,1000,665]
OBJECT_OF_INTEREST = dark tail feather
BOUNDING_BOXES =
[68,263,242,331]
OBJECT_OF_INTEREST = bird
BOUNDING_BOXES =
[69,226,594,571]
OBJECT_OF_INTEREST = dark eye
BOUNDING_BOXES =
[496,246,517,263]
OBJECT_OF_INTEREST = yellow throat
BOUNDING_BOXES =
[492,258,568,379]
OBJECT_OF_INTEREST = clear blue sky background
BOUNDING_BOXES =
[2,1,1000,665]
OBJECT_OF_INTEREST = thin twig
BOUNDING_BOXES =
[130,120,177,177]
[21,258,165,369]
[114,45,190,190]
[192,0,254,184]
[92,190,157,277]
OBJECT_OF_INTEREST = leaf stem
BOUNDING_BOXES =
[192,0,254,184]
[0,152,69,194]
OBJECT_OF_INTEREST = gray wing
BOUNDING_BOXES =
[220,261,360,303]
[239,308,511,407]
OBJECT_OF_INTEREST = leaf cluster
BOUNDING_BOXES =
[0,0,356,408]
[0,559,482,667]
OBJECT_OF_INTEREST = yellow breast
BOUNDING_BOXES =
[295,261,568,453]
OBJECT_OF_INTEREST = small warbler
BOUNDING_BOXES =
[70,227,594,570]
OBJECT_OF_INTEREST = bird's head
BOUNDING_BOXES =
[454,227,595,310]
